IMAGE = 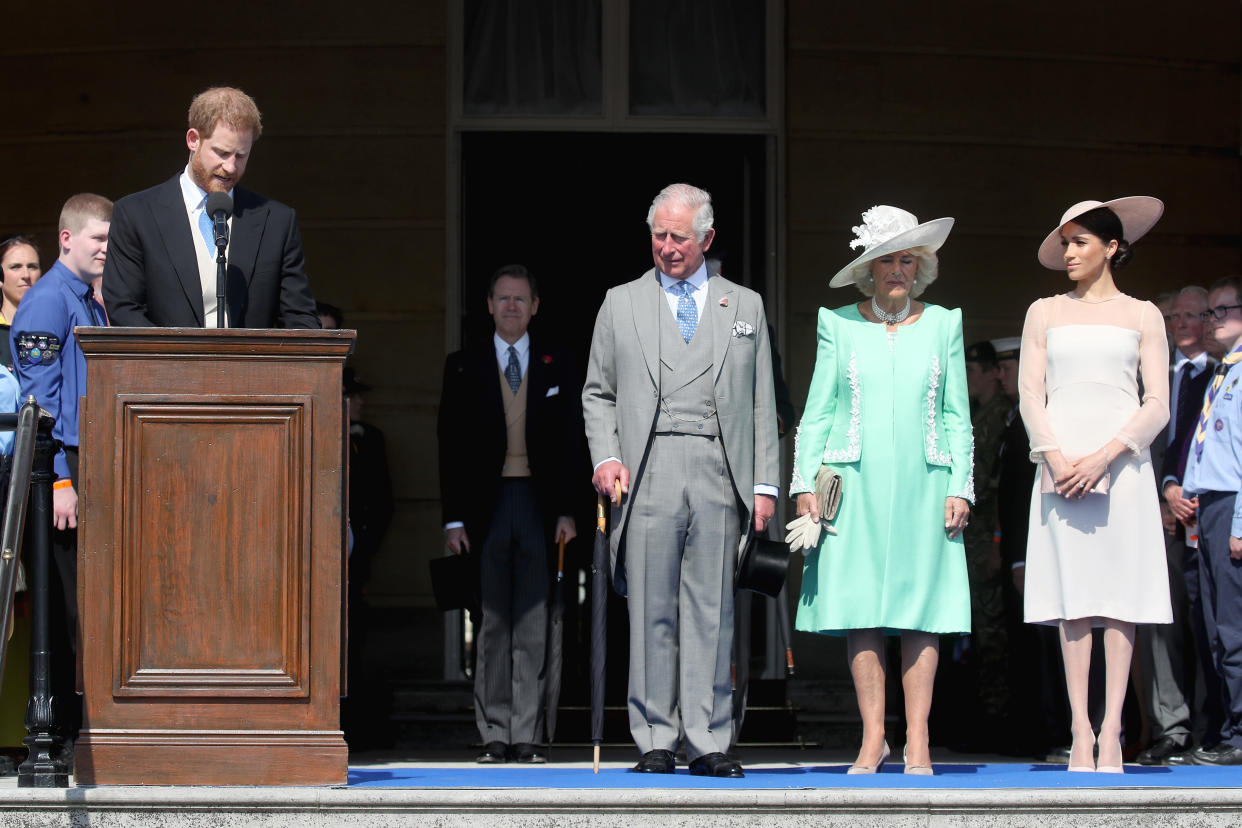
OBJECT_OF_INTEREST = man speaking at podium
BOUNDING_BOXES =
[103,86,318,329]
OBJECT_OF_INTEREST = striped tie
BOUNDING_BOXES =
[1193,345,1242,461]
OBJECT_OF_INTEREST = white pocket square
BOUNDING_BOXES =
[545,386,559,397]
[732,321,755,337]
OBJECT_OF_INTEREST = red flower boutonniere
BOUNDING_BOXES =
[541,354,554,364]
[719,297,729,308]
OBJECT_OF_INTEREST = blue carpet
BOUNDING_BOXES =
[347,763,1242,789]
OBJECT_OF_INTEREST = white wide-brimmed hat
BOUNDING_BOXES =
[1036,196,1164,270]
[829,206,955,289]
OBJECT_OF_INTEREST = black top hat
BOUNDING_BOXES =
[736,530,791,597]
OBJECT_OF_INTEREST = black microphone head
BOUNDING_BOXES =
[205,191,233,218]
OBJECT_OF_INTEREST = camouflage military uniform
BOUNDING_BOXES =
[963,391,1012,719]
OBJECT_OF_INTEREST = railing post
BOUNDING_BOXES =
[18,410,66,787]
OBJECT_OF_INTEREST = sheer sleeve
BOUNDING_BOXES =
[1018,298,1059,461]
[1116,300,1170,453]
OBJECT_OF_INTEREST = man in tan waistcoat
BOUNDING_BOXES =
[437,264,583,764]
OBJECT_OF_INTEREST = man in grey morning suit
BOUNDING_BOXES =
[582,183,780,778]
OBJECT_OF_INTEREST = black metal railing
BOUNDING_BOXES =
[0,397,66,786]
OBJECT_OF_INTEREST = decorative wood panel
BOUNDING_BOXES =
[114,399,311,697]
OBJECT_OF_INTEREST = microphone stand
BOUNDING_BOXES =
[214,236,227,329]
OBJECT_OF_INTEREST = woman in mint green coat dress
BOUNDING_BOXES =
[789,206,973,775]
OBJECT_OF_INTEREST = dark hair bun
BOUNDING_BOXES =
[1111,239,1132,270]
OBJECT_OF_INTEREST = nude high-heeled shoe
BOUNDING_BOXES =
[1067,734,1097,773]
[847,741,890,774]
[902,746,933,776]
[1095,734,1124,774]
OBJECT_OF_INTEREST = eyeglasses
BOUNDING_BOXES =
[1199,304,1242,322]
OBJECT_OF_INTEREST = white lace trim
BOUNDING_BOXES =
[925,355,952,465]
[790,423,808,494]
[955,437,976,503]
[823,351,861,463]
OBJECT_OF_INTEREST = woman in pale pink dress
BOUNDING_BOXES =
[1019,197,1171,773]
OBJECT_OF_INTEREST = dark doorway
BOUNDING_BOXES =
[458,131,771,357]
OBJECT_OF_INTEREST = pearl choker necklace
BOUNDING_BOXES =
[872,296,911,325]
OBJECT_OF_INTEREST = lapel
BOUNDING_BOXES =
[632,269,662,388]
[708,275,740,383]
[228,189,267,326]
[525,339,549,413]
[475,345,506,431]
[152,176,206,326]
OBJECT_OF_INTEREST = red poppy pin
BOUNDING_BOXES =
[541,354,554,364]
[719,297,729,308]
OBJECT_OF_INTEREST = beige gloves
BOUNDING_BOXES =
[785,467,844,554]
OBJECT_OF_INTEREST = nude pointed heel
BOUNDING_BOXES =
[847,741,890,774]
[902,746,934,776]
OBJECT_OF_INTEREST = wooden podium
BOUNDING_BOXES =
[74,328,353,786]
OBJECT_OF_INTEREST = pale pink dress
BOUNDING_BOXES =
[1018,293,1172,624]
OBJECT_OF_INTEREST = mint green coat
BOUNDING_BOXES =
[792,303,973,635]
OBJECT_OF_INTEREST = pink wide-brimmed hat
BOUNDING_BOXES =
[1037,196,1164,270]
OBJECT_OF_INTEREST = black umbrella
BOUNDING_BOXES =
[774,584,796,677]
[590,485,616,773]
[544,537,567,745]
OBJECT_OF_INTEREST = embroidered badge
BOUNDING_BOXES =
[16,332,60,367]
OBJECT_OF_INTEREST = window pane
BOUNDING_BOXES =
[629,0,766,117]
[464,0,603,116]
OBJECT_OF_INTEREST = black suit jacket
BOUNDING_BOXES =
[1160,360,1216,486]
[437,337,585,545]
[103,175,319,328]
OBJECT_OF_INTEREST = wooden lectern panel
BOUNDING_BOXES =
[117,399,309,696]
[75,328,352,786]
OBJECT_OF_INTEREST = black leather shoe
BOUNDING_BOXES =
[632,749,675,773]
[476,741,509,764]
[689,752,744,778]
[1166,748,1199,766]
[1136,735,1189,765]
[512,743,547,764]
[1190,744,1242,765]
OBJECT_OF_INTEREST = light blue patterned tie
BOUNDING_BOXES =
[198,203,216,254]
[676,280,698,343]
[504,346,521,393]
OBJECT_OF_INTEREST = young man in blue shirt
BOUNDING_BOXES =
[1179,275,1242,765]
[9,192,112,747]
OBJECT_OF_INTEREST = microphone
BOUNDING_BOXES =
[205,192,233,251]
